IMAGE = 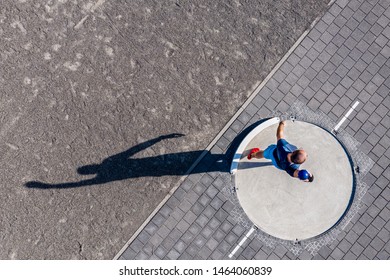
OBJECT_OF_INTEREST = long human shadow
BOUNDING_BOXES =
[25,119,273,189]
[25,133,226,189]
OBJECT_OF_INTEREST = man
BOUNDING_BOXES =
[247,120,314,182]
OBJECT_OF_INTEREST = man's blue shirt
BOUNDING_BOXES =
[273,139,300,177]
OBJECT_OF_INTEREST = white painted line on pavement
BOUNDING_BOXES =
[333,101,360,132]
[228,227,256,258]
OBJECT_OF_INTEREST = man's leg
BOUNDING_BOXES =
[251,150,264,159]
[248,144,275,160]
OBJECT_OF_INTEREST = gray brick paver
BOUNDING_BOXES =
[225,232,239,245]
[348,0,361,11]
[287,53,301,66]
[156,225,171,240]
[374,195,388,210]
[274,70,287,83]
[273,244,288,258]
[308,98,321,110]
[212,229,226,242]
[372,216,387,230]
[377,228,390,243]
[137,231,151,244]
[368,43,383,59]
[178,252,192,260]
[232,224,246,236]
[351,242,365,256]
[191,202,205,216]
[162,237,176,251]
[280,61,294,75]
[209,197,224,211]
[198,194,211,208]
[197,246,212,259]
[241,246,257,260]
[331,1,344,16]
[195,214,209,228]
[267,253,281,260]
[379,66,390,81]
[178,199,192,213]
[367,203,382,218]
[174,240,187,253]
[362,245,378,259]
[338,239,353,253]
[349,118,363,132]
[202,205,216,219]
[379,205,390,221]
[374,123,388,138]
[366,62,381,77]
[155,246,168,259]
[318,246,332,258]
[332,103,346,117]
[376,250,390,260]
[343,252,358,260]
[373,84,390,99]
[149,234,164,247]
[193,234,207,248]
[331,248,346,260]
[121,248,137,260]
[200,226,213,239]
[166,249,180,260]
[329,73,343,86]
[217,240,232,255]
[370,236,386,251]
[298,250,314,260]
[375,175,389,189]
[181,231,196,245]
[206,238,219,251]
[358,233,373,248]
[345,230,360,244]
[367,112,382,126]
[372,144,386,158]
[365,224,381,239]
[170,208,185,222]
[210,250,224,260]
[302,36,315,50]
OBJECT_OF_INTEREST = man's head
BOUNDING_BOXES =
[291,149,307,164]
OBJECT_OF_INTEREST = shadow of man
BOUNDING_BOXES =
[25,119,277,189]
[25,133,227,189]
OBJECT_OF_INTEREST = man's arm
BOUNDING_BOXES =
[277,121,285,140]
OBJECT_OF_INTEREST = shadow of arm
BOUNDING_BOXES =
[110,133,184,160]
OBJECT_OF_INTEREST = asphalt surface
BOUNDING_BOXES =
[0,0,328,259]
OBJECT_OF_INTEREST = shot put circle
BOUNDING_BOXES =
[234,119,354,241]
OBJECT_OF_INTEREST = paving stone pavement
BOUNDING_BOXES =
[119,0,390,260]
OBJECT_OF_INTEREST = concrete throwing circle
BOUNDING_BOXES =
[235,120,354,241]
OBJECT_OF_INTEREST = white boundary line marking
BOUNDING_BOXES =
[333,101,360,132]
[228,227,256,258]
